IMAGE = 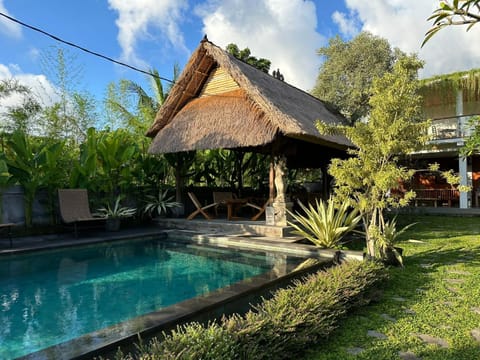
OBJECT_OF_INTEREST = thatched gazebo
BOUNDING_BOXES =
[146,37,350,225]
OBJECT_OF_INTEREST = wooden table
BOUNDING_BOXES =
[225,198,247,220]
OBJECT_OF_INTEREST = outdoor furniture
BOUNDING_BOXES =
[413,189,460,207]
[245,198,272,221]
[58,189,105,238]
[0,223,15,248]
[186,192,218,220]
[212,191,236,216]
[225,198,248,220]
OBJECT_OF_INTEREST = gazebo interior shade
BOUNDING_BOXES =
[148,89,278,154]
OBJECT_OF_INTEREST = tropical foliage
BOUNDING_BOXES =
[311,32,403,125]
[376,216,417,267]
[287,197,362,249]
[423,0,480,47]
[143,189,182,218]
[95,195,136,219]
[317,55,430,258]
[226,43,271,73]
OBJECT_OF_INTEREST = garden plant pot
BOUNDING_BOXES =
[383,246,403,267]
[105,218,121,231]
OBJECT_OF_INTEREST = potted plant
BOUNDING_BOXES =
[142,189,182,220]
[378,216,417,267]
[96,195,136,231]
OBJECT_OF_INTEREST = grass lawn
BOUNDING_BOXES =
[304,214,480,360]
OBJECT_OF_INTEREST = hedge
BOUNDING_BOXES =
[108,259,387,360]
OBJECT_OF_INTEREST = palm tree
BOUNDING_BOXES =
[106,65,179,150]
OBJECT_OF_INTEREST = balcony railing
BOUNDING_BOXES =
[428,115,478,141]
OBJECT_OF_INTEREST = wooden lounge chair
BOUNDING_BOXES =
[186,192,218,220]
[58,189,105,238]
[0,222,15,248]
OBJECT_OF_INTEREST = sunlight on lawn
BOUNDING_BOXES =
[305,215,480,360]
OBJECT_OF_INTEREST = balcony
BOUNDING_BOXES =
[428,115,477,142]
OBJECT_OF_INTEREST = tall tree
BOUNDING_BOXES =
[40,46,97,143]
[423,0,480,46]
[312,32,403,125]
[226,44,271,73]
[0,79,41,134]
[105,66,179,151]
[317,55,429,259]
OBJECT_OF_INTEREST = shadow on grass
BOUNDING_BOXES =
[354,342,480,360]
[394,214,480,241]
[304,244,480,360]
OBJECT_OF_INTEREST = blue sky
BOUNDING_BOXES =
[1,0,479,116]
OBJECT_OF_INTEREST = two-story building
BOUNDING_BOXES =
[407,69,480,209]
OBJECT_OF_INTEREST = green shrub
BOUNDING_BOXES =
[142,322,238,360]
[224,260,387,360]
[287,197,362,248]
[115,260,387,360]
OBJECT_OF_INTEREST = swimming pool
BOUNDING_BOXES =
[0,233,320,359]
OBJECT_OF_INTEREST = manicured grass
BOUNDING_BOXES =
[305,214,480,360]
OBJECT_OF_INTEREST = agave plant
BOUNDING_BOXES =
[95,195,137,219]
[287,196,362,249]
[377,216,417,267]
[143,189,182,218]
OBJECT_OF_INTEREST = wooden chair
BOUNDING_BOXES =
[247,198,272,221]
[58,189,105,238]
[186,192,218,220]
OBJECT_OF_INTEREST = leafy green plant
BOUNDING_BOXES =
[95,195,136,219]
[317,55,428,258]
[5,131,67,227]
[377,216,417,267]
[287,196,362,248]
[0,158,13,222]
[142,189,181,217]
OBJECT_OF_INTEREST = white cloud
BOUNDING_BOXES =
[0,0,22,38]
[0,64,59,109]
[196,0,325,91]
[340,0,480,79]
[332,10,359,38]
[108,0,189,66]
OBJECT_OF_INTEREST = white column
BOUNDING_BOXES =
[456,89,469,208]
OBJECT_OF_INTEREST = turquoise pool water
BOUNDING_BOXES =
[0,236,278,359]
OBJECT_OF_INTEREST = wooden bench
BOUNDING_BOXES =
[413,189,459,207]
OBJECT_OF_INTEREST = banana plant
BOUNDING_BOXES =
[4,131,52,227]
[41,139,67,225]
[0,157,14,221]
[96,129,138,199]
[69,127,99,190]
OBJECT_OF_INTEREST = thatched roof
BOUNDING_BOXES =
[147,38,351,155]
